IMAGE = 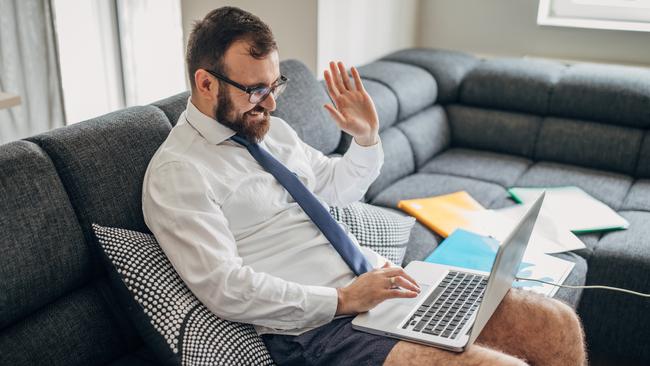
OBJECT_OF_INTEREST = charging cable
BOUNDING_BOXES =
[514,277,650,298]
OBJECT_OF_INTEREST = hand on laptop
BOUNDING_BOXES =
[335,262,421,316]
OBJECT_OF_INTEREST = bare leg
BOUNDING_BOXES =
[476,289,587,366]
[384,340,528,366]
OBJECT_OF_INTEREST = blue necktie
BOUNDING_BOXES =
[230,134,373,276]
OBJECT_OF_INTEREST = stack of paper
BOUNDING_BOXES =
[425,229,574,297]
[508,186,629,233]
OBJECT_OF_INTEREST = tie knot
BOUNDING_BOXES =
[230,133,251,147]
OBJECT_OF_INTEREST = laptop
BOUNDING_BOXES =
[352,192,545,352]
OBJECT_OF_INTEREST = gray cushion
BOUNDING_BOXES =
[513,162,633,210]
[383,48,479,104]
[549,63,650,128]
[420,148,532,187]
[358,60,437,120]
[0,282,135,366]
[578,211,650,361]
[329,202,415,266]
[446,105,541,158]
[0,141,89,329]
[363,79,399,132]
[273,59,341,155]
[621,180,650,212]
[535,117,643,175]
[371,173,507,209]
[396,105,450,168]
[635,132,650,178]
[365,127,415,201]
[151,91,189,126]
[460,58,565,115]
[27,106,172,245]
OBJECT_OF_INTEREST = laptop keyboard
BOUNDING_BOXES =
[402,271,487,339]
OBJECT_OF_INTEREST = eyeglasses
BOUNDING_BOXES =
[206,69,288,104]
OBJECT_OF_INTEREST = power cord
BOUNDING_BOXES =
[514,277,650,298]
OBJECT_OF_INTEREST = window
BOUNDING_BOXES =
[538,0,650,32]
[53,0,185,124]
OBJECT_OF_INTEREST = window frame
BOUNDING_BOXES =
[537,0,650,32]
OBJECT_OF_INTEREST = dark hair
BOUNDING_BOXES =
[186,6,277,91]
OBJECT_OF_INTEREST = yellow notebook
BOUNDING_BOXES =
[397,191,485,237]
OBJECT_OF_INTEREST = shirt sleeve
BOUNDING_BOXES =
[142,161,338,330]
[301,136,384,207]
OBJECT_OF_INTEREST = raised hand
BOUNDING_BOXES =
[323,61,379,146]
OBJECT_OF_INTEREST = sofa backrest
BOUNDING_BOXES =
[1,106,171,365]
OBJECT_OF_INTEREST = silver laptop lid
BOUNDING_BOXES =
[467,192,545,345]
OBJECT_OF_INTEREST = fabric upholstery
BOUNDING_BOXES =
[357,60,437,120]
[635,131,650,178]
[26,106,172,245]
[513,162,633,210]
[420,148,532,187]
[0,141,89,329]
[621,180,650,212]
[273,59,341,155]
[371,173,507,209]
[579,211,650,361]
[446,105,542,158]
[460,58,566,115]
[329,202,415,266]
[362,78,399,132]
[151,91,190,126]
[549,63,650,128]
[93,225,275,366]
[383,48,479,104]
[365,127,415,201]
[0,282,135,366]
[396,105,450,168]
[535,117,643,175]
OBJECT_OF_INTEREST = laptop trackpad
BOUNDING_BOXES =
[382,284,431,306]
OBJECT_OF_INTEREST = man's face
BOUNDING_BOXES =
[214,40,280,143]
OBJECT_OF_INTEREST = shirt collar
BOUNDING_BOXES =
[184,97,236,145]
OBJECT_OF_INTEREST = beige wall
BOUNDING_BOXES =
[180,0,318,73]
[418,0,650,67]
[317,0,419,74]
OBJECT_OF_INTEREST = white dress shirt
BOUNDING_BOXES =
[142,98,385,335]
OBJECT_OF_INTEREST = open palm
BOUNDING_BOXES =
[323,61,379,146]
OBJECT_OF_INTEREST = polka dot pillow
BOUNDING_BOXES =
[329,202,415,266]
[92,224,275,366]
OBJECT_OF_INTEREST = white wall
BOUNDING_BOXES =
[180,0,318,72]
[418,0,650,67]
[317,0,419,75]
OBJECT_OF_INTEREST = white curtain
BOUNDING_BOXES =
[0,0,64,145]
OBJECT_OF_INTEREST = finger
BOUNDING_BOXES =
[381,261,391,269]
[337,61,352,91]
[392,276,421,293]
[385,288,419,299]
[323,70,340,98]
[324,103,345,124]
[329,61,346,94]
[381,268,420,289]
[351,66,366,92]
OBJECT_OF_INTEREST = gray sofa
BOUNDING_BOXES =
[1,48,648,365]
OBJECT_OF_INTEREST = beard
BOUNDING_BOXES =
[215,88,270,143]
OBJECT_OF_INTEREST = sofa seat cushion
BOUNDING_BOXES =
[371,173,507,209]
[578,211,650,361]
[420,148,532,187]
[513,162,633,210]
[108,347,158,366]
[621,180,650,212]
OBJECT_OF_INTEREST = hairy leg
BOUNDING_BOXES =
[384,340,528,366]
[476,289,587,366]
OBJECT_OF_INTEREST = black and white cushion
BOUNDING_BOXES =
[92,224,275,366]
[329,202,415,266]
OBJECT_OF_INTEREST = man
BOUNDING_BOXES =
[143,6,586,366]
